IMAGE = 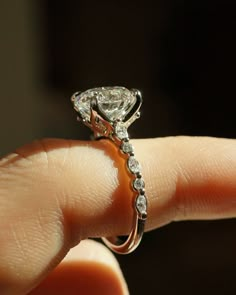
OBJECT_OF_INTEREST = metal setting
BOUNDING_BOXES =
[71,86,147,254]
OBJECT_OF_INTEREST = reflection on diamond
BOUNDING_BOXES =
[133,177,145,190]
[121,141,134,154]
[73,87,137,122]
[115,124,128,139]
[136,194,147,214]
[128,156,140,174]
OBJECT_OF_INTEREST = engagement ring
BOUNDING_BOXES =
[71,86,147,254]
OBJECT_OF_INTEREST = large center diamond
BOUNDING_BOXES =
[74,87,137,122]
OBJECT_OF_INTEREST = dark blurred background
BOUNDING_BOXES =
[0,1,236,294]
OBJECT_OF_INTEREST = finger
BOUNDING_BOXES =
[0,138,132,295]
[1,137,236,294]
[136,136,236,230]
[30,239,128,295]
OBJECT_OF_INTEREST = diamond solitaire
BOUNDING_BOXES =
[73,87,138,124]
[71,86,147,254]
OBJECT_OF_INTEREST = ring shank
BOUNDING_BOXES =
[102,215,145,254]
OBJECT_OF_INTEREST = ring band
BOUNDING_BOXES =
[71,86,147,254]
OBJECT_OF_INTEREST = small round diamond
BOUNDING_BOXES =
[128,156,140,174]
[133,177,145,190]
[121,141,134,154]
[136,194,147,214]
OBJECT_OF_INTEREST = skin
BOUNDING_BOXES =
[1,136,236,294]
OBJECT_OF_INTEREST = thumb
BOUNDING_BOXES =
[0,138,128,294]
[30,239,129,295]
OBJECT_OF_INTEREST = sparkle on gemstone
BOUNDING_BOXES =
[121,141,134,154]
[136,194,147,214]
[73,87,137,122]
[133,177,145,190]
[115,124,128,139]
[128,156,140,174]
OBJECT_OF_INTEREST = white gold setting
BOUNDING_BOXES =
[71,86,147,254]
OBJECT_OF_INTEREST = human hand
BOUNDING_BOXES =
[1,136,236,294]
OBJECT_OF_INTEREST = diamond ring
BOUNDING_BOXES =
[71,86,147,254]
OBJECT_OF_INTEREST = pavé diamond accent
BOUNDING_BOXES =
[74,87,137,122]
[128,156,140,174]
[133,177,145,190]
[136,194,147,214]
[115,124,128,139]
[121,141,134,154]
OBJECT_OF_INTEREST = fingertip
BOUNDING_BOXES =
[30,240,129,295]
